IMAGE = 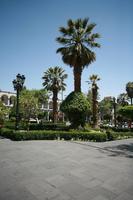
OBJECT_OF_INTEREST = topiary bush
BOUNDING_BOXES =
[60,92,90,128]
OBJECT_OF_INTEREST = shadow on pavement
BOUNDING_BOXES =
[104,143,133,158]
[0,136,4,139]
[70,141,133,159]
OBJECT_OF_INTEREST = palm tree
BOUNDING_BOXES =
[89,74,100,128]
[56,18,100,92]
[126,82,133,105]
[42,67,67,123]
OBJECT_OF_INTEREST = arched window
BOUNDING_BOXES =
[49,101,53,109]
[44,101,48,109]
[1,95,8,105]
[10,96,15,105]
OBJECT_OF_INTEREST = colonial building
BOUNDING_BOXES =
[0,90,63,121]
[0,90,16,107]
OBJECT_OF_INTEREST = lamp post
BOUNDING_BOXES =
[12,73,25,130]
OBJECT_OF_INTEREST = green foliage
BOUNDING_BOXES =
[88,74,100,128]
[4,120,15,129]
[42,66,67,92]
[29,122,68,131]
[20,90,39,125]
[126,82,133,98]
[1,127,133,142]
[0,101,9,124]
[56,18,100,92]
[0,128,107,142]
[99,97,113,121]
[56,18,100,68]
[106,131,133,141]
[42,66,67,122]
[60,92,90,128]
[118,105,133,120]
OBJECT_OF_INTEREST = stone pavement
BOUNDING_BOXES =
[0,138,133,200]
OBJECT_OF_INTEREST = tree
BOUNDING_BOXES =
[126,82,133,105]
[99,97,113,122]
[60,92,89,128]
[30,89,48,109]
[19,90,39,129]
[86,90,93,120]
[42,67,67,123]
[118,106,133,127]
[56,18,100,92]
[117,93,129,106]
[0,101,9,126]
[89,75,100,128]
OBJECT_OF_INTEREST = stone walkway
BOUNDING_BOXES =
[0,138,133,200]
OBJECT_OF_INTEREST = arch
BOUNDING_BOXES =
[49,101,53,109]
[10,96,16,105]
[1,95,8,105]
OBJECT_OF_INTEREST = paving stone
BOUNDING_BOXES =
[114,192,133,200]
[46,174,68,188]
[0,138,133,200]
[92,195,110,200]
[59,182,88,198]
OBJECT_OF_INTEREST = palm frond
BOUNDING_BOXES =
[56,37,71,45]
[42,67,67,92]
[86,23,96,33]
[82,18,89,29]
[56,18,101,74]
[67,19,74,27]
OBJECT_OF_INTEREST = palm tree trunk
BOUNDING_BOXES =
[92,87,98,128]
[52,90,58,123]
[73,67,82,92]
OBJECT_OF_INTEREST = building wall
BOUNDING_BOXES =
[0,90,16,107]
[0,90,63,121]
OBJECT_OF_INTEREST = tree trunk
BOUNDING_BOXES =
[73,67,82,92]
[52,90,58,123]
[92,86,98,129]
[131,98,132,105]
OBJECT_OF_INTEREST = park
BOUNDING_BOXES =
[0,1,133,199]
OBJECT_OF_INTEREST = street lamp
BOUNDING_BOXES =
[12,73,25,130]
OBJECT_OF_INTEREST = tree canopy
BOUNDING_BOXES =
[56,18,100,92]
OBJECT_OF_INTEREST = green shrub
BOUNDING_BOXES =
[0,128,107,142]
[4,120,15,129]
[60,92,90,128]
[106,130,133,141]
[0,128,15,139]
[29,122,68,131]
[106,131,117,141]
[118,105,133,120]
[112,127,133,132]
[1,128,132,142]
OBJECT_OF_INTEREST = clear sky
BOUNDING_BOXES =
[0,0,133,100]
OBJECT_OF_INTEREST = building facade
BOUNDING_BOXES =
[0,90,63,121]
[0,90,16,107]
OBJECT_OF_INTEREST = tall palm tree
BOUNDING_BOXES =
[126,82,133,105]
[56,18,100,92]
[42,67,67,123]
[89,74,100,128]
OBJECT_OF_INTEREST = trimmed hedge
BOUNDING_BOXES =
[29,123,69,131]
[0,128,107,142]
[1,128,133,142]
[106,131,133,141]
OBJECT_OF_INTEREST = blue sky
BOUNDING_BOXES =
[0,0,133,100]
